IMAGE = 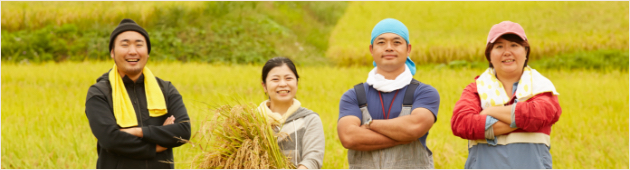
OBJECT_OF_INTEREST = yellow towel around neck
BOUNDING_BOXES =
[109,64,167,128]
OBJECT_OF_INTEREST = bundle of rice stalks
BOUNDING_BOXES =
[192,104,295,169]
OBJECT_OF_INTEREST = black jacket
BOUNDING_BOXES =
[85,71,191,169]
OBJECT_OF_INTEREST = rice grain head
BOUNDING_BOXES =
[192,104,295,169]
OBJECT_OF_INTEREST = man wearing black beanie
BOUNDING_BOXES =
[85,18,191,169]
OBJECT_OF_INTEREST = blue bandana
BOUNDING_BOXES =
[370,18,416,75]
[371,18,410,45]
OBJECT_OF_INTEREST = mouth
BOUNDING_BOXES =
[382,54,397,59]
[277,90,290,95]
[502,59,515,63]
[126,58,140,64]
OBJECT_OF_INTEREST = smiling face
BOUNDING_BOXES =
[370,33,411,72]
[489,37,528,76]
[111,31,149,79]
[263,64,298,104]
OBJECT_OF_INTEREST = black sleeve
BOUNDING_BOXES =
[141,82,191,148]
[85,87,157,159]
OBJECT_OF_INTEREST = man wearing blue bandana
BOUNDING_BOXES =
[337,18,440,168]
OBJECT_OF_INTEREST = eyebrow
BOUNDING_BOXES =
[269,74,294,77]
[376,37,402,40]
[120,39,145,43]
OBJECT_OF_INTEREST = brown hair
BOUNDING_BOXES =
[484,34,531,68]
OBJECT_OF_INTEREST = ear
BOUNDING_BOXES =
[407,44,412,54]
[369,44,374,55]
[110,49,115,59]
[261,82,268,93]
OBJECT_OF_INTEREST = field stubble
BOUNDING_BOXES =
[1,62,627,168]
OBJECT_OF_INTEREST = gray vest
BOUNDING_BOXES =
[348,80,434,169]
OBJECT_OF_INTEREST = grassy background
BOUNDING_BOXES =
[2,1,348,65]
[1,2,205,32]
[326,1,629,66]
[2,1,628,70]
[2,62,627,169]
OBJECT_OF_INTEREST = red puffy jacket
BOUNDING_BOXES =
[451,79,562,140]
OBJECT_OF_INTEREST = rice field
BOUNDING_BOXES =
[2,62,628,169]
[326,1,629,66]
[1,1,206,31]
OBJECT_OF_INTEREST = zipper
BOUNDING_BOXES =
[132,83,143,127]
[133,83,150,168]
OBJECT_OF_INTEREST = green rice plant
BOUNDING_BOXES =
[192,104,294,169]
[327,1,628,66]
[1,2,347,65]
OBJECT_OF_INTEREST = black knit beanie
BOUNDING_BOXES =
[109,19,151,54]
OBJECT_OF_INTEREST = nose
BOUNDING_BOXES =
[385,42,394,52]
[278,79,288,87]
[502,47,513,57]
[128,46,138,55]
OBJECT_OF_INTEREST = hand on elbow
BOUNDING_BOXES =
[156,145,168,153]
[163,115,175,125]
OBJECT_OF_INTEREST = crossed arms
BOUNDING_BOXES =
[85,85,191,159]
[337,108,435,151]
[451,82,562,140]
[119,115,176,152]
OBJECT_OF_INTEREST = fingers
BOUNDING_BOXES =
[120,128,142,137]
[156,144,168,153]
[170,115,176,124]
[120,128,132,134]
[360,124,369,129]
[163,115,176,125]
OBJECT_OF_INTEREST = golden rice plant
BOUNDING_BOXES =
[191,104,295,169]
[1,1,205,31]
[327,1,628,66]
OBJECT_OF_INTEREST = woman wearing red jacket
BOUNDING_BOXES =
[451,21,562,169]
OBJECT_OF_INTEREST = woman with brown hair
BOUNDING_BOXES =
[257,57,325,169]
[451,21,562,169]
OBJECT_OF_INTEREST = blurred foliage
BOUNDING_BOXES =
[1,1,348,65]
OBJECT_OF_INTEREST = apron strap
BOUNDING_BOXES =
[354,83,371,124]
[401,79,419,116]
